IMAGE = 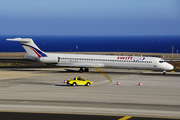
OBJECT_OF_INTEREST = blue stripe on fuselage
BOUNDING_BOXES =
[21,44,47,57]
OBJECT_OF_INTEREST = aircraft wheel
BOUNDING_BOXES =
[79,68,83,73]
[84,68,89,72]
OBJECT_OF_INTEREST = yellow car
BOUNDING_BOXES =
[67,77,92,87]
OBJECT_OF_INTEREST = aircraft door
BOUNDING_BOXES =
[58,57,60,63]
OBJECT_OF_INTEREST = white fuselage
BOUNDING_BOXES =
[38,53,174,71]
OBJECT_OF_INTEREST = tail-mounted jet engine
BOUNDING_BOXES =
[37,57,60,64]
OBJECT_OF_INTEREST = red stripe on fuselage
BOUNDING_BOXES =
[30,48,42,57]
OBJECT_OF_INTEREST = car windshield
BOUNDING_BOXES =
[77,78,81,80]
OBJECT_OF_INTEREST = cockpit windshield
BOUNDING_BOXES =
[159,60,166,63]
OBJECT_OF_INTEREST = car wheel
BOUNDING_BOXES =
[73,82,76,87]
[86,82,90,86]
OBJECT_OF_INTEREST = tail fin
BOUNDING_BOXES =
[6,38,47,58]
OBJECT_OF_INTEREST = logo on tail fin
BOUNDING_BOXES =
[22,44,47,57]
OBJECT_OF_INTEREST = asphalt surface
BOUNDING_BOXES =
[0,112,178,120]
[0,68,180,119]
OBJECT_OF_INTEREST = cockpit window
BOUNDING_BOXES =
[159,61,166,63]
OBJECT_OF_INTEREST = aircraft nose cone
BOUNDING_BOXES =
[170,65,174,70]
[167,64,174,70]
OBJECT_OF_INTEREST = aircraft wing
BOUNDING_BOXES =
[55,63,105,68]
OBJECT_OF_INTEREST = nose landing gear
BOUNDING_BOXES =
[163,70,166,75]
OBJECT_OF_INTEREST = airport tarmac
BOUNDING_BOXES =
[0,68,180,119]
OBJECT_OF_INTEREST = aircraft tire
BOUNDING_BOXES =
[163,70,166,75]
[84,68,89,72]
[163,72,166,75]
[79,68,83,73]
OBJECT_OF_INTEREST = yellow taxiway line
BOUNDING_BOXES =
[118,116,132,120]
[95,68,112,84]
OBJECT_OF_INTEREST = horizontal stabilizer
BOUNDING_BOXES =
[6,38,32,42]
[6,37,47,58]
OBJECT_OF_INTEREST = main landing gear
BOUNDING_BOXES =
[79,68,89,73]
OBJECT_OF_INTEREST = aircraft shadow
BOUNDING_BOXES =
[89,71,180,77]
[2,68,180,77]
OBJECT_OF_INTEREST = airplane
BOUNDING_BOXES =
[6,38,174,74]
